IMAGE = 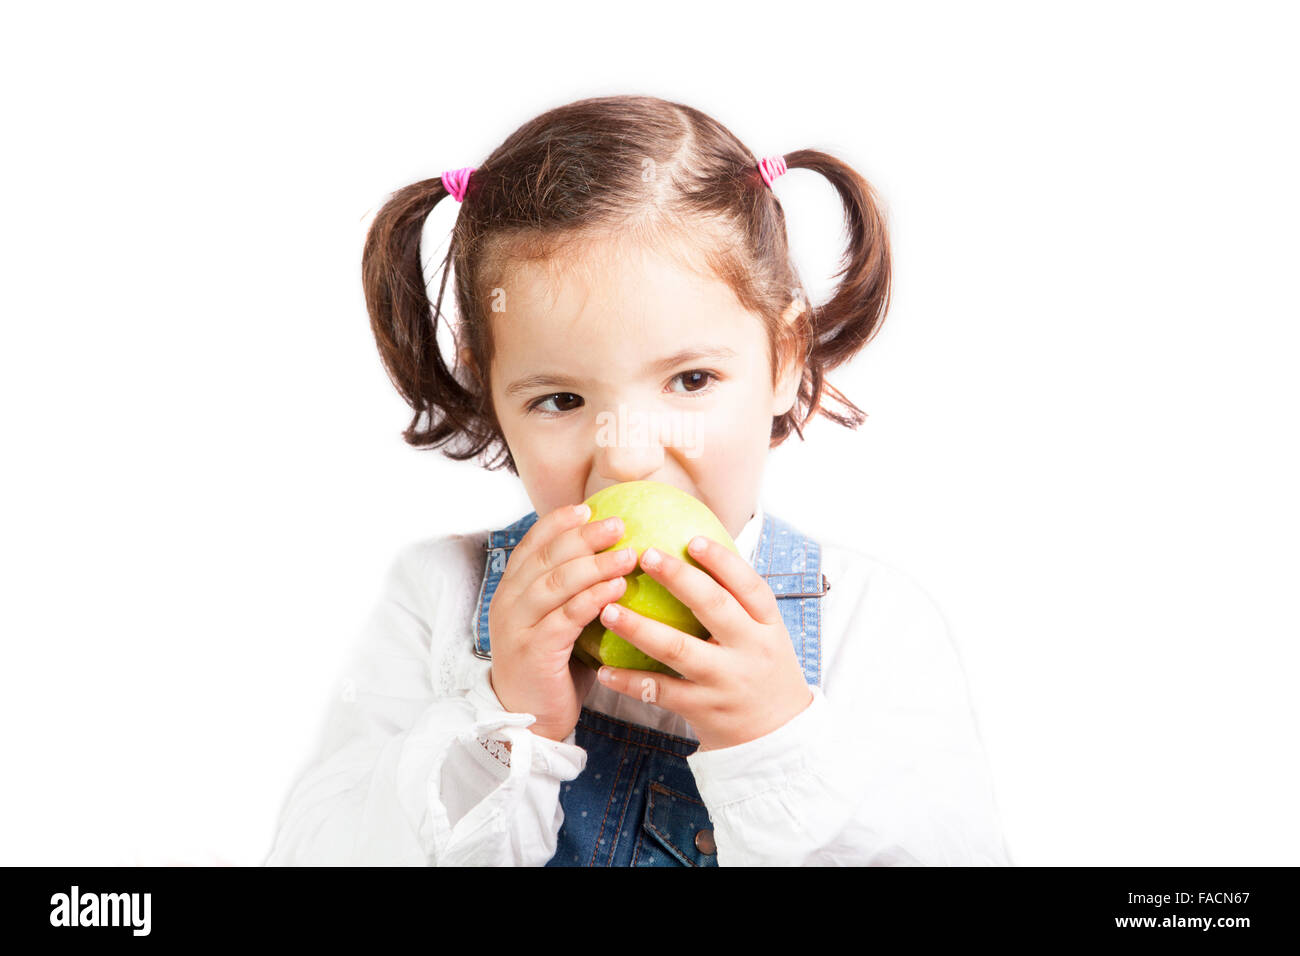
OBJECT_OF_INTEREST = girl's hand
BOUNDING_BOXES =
[488,504,638,743]
[592,535,814,751]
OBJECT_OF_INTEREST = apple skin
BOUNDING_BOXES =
[573,481,740,675]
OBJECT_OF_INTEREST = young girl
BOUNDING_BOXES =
[265,94,1010,867]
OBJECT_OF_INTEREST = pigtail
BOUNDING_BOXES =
[361,176,509,468]
[778,149,892,439]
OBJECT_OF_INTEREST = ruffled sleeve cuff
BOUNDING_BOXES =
[462,662,585,775]
[417,664,588,865]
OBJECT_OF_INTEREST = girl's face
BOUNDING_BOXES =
[484,235,802,543]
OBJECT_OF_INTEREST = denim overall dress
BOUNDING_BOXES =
[472,510,830,866]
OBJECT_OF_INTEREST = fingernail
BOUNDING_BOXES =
[641,548,661,570]
[602,603,619,624]
[604,517,622,532]
[689,536,707,555]
[574,504,590,520]
[597,666,612,682]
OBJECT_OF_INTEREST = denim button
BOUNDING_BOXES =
[694,829,716,855]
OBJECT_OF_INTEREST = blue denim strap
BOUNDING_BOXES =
[751,512,828,687]
[472,511,540,660]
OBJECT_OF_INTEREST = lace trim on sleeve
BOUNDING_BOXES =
[477,735,511,768]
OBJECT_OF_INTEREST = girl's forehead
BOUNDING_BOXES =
[506,236,698,295]
[495,259,753,353]
[487,230,769,379]
[501,241,742,327]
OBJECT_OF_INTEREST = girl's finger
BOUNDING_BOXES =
[594,661,700,719]
[521,543,636,628]
[634,541,753,644]
[508,503,594,574]
[681,535,783,626]
[597,602,722,683]
[537,574,626,639]
[512,509,626,597]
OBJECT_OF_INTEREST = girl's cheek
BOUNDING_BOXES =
[682,413,742,462]
[700,390,761,436]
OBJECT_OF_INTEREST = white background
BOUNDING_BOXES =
[2,1,1296,866]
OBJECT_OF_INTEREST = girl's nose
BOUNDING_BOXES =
[594,408,667,483]
[597,441,665,484]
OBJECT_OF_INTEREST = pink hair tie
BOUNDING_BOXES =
[757,155,788,189]
[441,167,475,203]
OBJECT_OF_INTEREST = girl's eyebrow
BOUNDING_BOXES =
[503,346,738,397]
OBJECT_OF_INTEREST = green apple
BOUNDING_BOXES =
[572,480,740,676]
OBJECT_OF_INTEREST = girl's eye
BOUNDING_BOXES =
[528,392,584,416]
[525,371,719,416]
[669,370,719,394]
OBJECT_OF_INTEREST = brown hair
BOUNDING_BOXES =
[361,94,891,475]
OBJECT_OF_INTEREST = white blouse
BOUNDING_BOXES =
[263,503,1011,866]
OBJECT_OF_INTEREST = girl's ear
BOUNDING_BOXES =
[770,298,806,417]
